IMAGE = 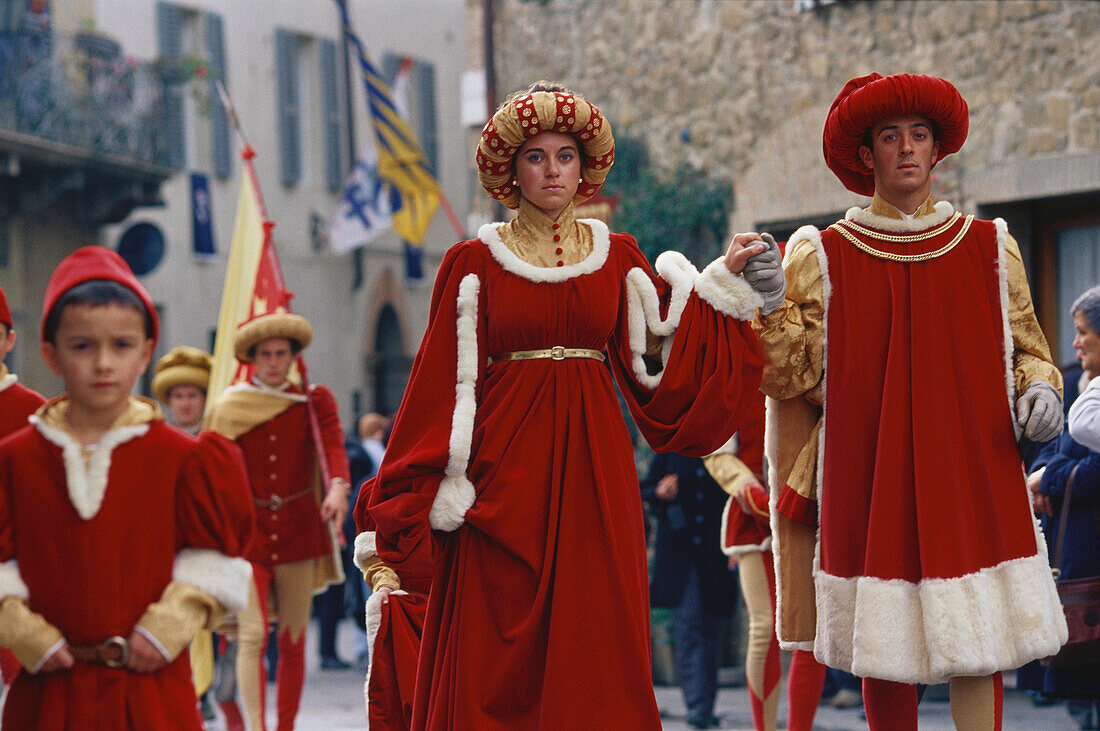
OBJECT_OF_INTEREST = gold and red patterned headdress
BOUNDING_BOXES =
[477,89,615,209]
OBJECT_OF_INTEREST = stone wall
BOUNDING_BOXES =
[492,0,1100,231]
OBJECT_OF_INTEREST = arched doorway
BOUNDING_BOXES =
[373,304,411,416]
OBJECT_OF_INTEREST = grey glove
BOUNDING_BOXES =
[1016,382,1063,443]
[741,233,786,315]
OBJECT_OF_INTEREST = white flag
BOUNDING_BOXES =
[328,144,395,254]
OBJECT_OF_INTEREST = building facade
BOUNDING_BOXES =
[4,0,470,424]
[490,0,1100,364]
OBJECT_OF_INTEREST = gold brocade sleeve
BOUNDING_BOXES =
[753,239,826,402]
[703,453,762,497]
[0,597,65,670]
[135,582,222,661]
[362,556,401,593]
[1005,233,1063,396]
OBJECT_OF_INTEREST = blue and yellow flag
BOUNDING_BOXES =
[336,0,439,247]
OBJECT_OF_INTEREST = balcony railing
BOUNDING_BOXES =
[0,26,168,166]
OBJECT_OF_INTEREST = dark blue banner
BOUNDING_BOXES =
[191,172,215,257]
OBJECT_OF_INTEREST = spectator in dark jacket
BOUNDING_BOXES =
[642,452,736,730]
[1024,285,1100,729]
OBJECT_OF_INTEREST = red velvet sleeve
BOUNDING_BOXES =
[0,447,12,563]
[607,235,765,457]
[175,431,256,557]
[311,384,351,483]
[359,242,486,583]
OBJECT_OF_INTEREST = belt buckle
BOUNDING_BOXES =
[550,346,566,361]
[268,494,283,510]
[101,636,129,668]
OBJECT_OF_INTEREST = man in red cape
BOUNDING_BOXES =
[746,73,1068,729]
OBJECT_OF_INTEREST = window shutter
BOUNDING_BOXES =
[275,28,300,186]
[206,12,231,179]
[320,38,343,192]
[414,60,438,175]
[156,1,185,169]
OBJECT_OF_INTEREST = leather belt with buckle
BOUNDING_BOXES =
[69,636,129,667]
[254,488,312,510]
[490,346,605,363]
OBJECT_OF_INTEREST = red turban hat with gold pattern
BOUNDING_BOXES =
[822,73,969,196]
[477,89,615,209]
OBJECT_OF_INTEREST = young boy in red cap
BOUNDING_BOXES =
[747,73,1067,729]
[0,286,46,686]
[0,246,255,729]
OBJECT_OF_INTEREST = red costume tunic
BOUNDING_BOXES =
[360,219,764,729]
[765,204,1067,684]
[223,383,350,567]
[0,402,254,729]
[0,373,45,438]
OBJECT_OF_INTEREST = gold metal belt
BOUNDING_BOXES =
[490,346,605,363]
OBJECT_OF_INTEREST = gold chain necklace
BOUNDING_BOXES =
[828,215,974,263]
[836,211,962,242]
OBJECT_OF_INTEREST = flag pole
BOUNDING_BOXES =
[212,79,340,542]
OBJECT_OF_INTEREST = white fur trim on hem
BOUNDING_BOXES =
[479,218,611,283]
[814,551,1067,685]
[0,373,16,394]
[428,273,480,532]
[0,559,29,601]
[624,251,697,388]
[694,259,764,320]
[363,588,410,718]
[171,548,252,613]
[31,416,149,520]
[354,531,377,573]
[845,200,955,232]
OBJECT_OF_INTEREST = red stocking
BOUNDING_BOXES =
[275,628,307,731]
[863,677,917,731]
[786,650,827,731]
[219,700,245,731]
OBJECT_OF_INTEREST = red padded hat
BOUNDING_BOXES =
[41,246,159,343]
[0,286,11,329]
[822,73,969,196]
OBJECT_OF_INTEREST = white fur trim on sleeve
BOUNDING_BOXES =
[428,273,480,532]
[624,251,698,388]
[353,531,377,573]
[0,559,29,601]
[694,258,765,320]
[171,548,252,613]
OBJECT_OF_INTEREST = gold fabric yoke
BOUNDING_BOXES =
[499,199,593,268]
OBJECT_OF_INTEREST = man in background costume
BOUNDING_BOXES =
[206,311,350,731]
[0,286,46,686]
[746,72,1068,729]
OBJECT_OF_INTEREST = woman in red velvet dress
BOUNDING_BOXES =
[354,82,782,729]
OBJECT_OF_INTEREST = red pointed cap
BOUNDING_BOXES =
[0,286,10,329]
[41,246,159,343]
[822,73,969,195]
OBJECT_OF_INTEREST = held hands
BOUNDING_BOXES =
[730,232,786,314]
[1016,382,1064,443]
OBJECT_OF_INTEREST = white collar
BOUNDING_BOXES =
[478,218,611,283]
